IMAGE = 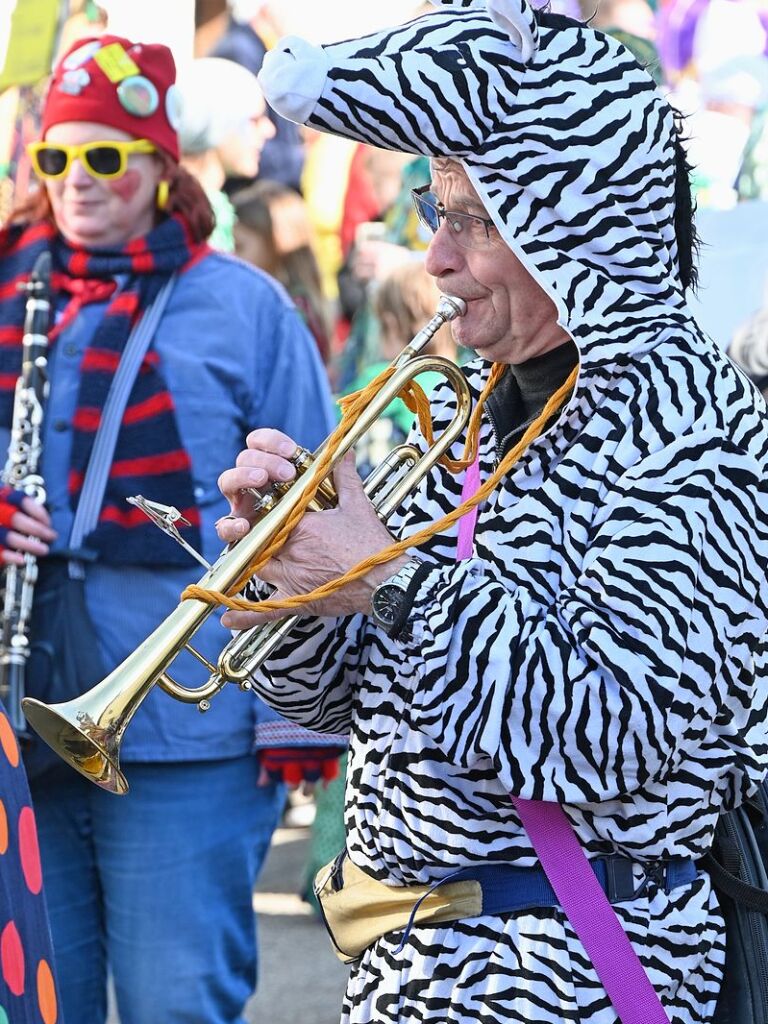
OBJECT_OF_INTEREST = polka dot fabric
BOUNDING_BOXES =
[0,706,59,1023]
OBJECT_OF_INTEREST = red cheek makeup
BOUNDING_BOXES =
[109,169,142,202]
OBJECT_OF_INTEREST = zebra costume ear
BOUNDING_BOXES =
[430,0,539,63]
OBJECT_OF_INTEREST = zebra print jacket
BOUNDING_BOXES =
[254,0,768,882]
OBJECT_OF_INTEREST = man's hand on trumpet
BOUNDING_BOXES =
[216,428,410,630]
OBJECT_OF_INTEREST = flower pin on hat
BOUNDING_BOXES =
[59,68,91,96]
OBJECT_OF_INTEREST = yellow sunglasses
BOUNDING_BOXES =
[27,139,156,181]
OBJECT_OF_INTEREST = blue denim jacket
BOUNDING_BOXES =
[29,251,335,762]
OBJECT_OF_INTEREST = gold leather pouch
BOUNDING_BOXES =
[314,851,483,964]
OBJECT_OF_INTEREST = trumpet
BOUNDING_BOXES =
[21,296,470,794]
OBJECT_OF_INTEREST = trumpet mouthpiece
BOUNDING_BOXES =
[437,295,467,320]
[395,295,468,365]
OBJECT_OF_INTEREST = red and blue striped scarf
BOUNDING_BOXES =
[0,215,209,567]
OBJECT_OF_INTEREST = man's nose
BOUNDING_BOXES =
[424,222,464,279]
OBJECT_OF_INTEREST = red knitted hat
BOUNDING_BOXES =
[41,35,181,162]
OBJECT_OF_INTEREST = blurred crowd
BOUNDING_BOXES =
[5,0,768,405]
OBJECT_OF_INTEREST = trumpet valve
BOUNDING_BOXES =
[250,446,337,518]
[251,491,277,517]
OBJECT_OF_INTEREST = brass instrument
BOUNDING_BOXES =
[0,253,52,736]
[22,296,470,794]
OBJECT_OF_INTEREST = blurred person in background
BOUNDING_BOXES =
[175,56,275,252]
[294,2,437,309]
[343,147,415,284]
[299,129,358,303]
[677,0,768,208]
[738,103,768,201]
[728,304,768,397]
[335,146,418,389]
[209,0,305,194]
[231,179,332,361]
[0,34,334,1024]
[578,0,657,37]
[687,54,768,208]
[655,0,768,349]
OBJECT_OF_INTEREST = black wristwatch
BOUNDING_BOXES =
[370,557,425,634]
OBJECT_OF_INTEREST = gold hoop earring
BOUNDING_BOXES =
[156,180,170,210]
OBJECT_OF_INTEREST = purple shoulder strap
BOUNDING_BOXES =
[457,460,670,1024]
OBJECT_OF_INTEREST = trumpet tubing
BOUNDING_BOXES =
[21,296,469,794]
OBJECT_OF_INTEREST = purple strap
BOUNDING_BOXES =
[456,456,481,560]
[456,459,670,1024]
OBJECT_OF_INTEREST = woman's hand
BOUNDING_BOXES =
[0,496,57,567]
[217,430,408,630]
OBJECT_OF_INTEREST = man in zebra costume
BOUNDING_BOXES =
[216,1,768,1021]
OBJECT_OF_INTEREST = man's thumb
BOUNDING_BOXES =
[332,451,365,505]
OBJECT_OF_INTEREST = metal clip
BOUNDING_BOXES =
[127,495,211,569]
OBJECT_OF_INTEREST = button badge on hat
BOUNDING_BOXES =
[117,76,159,117]
[164,85,182,131]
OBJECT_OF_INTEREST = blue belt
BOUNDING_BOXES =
[448,857,698,917]
[394,856,697,952]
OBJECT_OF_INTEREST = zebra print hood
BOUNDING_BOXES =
[259,0,693,372]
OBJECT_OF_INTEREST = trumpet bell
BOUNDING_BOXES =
[21,697,128,795]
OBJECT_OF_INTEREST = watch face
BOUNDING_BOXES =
[372,584,403,627]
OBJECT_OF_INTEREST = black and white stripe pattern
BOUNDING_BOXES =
[255,3,768,1021]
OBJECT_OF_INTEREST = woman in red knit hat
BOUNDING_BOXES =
[0,34,335,1024]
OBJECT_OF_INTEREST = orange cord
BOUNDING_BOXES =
[183,364,577,614]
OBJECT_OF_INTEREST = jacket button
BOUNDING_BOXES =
[63,343,78,357]
[52,419,69,432]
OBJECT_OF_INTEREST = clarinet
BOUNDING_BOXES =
[0,252,52,736]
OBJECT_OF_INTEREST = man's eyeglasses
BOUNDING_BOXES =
[27,139,156,181]
[411,184,495,250]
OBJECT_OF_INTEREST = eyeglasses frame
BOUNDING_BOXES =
[27,139,157,181]
[411,184,496,249]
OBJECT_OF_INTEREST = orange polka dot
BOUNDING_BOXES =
[0,716,18,768]
[0,801,7,856]
[1,921,24,996]
[18,807,41,895]
[36,960,57,1024]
